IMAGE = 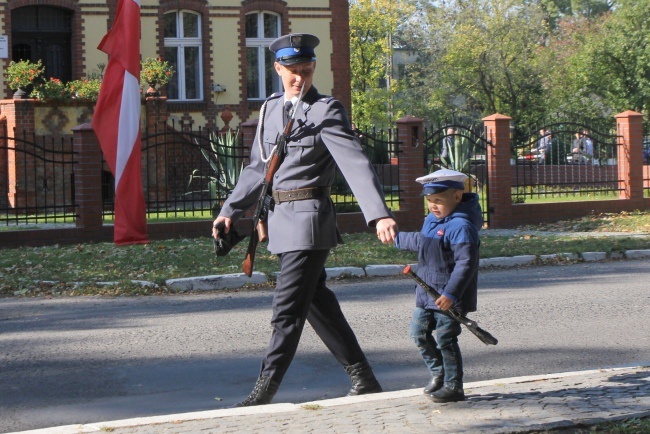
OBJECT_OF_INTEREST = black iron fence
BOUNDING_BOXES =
[0,124,77,226]
[511,115,622,202]
[101,122,401,221]
[422,119,490,224]
[643,117,650,198]
[332,126,400,212]
[103,121,249,221]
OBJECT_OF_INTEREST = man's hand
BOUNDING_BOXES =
[375,217,398,244]
[435,294,453,311]
[212,216,231,239]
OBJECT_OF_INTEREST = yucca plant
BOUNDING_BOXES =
[188,128,243,216]
[441,134,473,173]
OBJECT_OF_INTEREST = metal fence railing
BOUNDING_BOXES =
[0,124,77,226]
[101,122,401,221]
[511,116,622,203]
[422,119,490,225]
[102,121,249,221]
[332,126,400,212]
[643,117,650,198]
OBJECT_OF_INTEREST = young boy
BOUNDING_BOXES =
[395,168,483,403]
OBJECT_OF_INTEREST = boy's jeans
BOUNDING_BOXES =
[409,307,463,390]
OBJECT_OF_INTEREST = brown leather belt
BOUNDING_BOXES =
[272,186,331,204]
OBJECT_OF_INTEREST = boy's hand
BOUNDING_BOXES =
[375,217,398,244]
[435,294,453,311]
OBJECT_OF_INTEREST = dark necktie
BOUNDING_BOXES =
[284,101,293,126]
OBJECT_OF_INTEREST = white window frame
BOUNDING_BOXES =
[246,11,281,100]
[164,10,203,102]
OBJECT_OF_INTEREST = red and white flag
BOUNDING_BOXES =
[92,0,148,245]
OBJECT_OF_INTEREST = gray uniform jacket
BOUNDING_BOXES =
[218,86,393,254]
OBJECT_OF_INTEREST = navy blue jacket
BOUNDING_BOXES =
[396,193,483,313]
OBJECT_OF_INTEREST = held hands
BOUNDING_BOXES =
[375,217,398,244]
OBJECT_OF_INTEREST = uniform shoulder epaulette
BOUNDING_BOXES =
[267,92,284,101]
[317,95,335,104]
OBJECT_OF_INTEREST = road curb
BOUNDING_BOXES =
[12,364,648,434]
[166,271,267,291]
[161,250,650,292]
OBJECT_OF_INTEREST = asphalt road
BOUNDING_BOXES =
[1,260,649,433]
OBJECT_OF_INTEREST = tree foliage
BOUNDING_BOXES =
[350,0,650,131]
[349,0,414,128]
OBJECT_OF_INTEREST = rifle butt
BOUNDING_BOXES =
[242,231,259,277]
[471,325,499,345]
[242,256,253,277]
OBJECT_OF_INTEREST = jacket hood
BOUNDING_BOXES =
[429,192,483,230]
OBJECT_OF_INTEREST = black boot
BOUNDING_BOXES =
[429,384,465,403]
[234,376,280,407]
[344,359,383,396]
[423,376,443,394]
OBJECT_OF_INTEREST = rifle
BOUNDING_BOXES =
[242,84,305,277]
[403,265,498,346]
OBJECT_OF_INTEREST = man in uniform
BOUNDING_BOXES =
[212,33,398,407]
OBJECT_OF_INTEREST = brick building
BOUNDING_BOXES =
[0,0,353,128]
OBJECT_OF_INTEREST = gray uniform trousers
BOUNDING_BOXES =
[261,249,365,382]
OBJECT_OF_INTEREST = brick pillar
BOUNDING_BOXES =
[396,115,425,232]
[0,99,36,208]
[614,110,644,203]
[145,95,168,133]
[483,113,513,228]
[240,117,258,163]
[144,96,169,202]
[329,0,352,115]
[72,123,104,239]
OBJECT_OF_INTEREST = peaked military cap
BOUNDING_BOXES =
[270,33,320,65]
[416,168,467,196]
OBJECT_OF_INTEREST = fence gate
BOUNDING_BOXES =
[422,121,490,225]
[510,115,621,203]
[332,127,401,212]
[0,125,77,225]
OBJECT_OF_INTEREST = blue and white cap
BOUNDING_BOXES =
[270,33,320,65]
[416,169,467,196]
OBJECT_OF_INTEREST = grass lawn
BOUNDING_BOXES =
[0,210,649,297]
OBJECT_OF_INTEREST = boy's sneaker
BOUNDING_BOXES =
[428,385,465,403]
[423,376,443,394]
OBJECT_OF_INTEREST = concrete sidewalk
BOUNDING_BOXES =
[15,365,649,434]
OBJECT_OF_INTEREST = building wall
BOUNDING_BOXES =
[0,8,6,98]
[1,0,350,131]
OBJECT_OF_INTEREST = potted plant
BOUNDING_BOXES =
[67,78,103,102]
[140,57,174,96]
[3,59,44,99]
[31,77,71,102]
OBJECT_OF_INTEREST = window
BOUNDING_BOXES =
[245,12,281,100]
[11,6,72,82]
[164,10,203,101]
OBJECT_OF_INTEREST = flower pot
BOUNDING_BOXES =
[146,83,160,97]
[13,88,29,99]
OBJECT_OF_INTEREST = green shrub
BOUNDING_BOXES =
[31,77,71,101]
[68,79,102,102]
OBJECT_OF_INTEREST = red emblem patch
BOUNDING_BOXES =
[437,229,445,237]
